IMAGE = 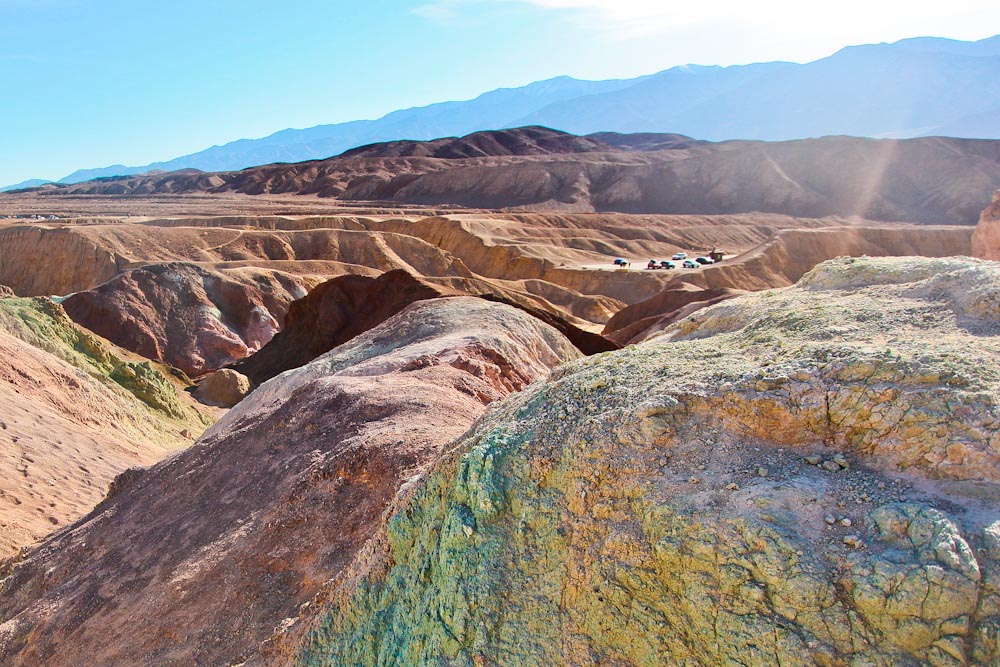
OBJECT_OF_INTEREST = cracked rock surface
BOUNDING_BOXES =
[274,256,1000,667]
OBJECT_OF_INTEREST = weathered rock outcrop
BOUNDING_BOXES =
[264,257,1000,667]
[0,296,212,557]
[62,263,307,376]
[0,299,580,667]
[194,368,251,407]
[231,269,617,387]
[972,190,1000,260]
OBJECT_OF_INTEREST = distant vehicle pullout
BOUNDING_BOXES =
[646,260,676,270]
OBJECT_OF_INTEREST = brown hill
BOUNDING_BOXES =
[339,126,613,159]
[26,131,1000,224]
[0,298,580,667]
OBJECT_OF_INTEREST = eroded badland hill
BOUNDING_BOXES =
[0,138,998,666]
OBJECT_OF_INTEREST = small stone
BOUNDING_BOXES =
[824,514,836,525]
[726,482,739,491]
[840,518,852,527]
[843,535,859,546]
[821,460,841,472]
[689,477,700,484]
[697,464,706,470]
[804,455,822,465]
[757,467,768,477]
[462,524,474,537]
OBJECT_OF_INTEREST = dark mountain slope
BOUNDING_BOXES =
[31,130,1000,225]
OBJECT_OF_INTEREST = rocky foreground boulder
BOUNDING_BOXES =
[194,368,251,407]
[258,256,1000,667]
[0,298,580,667]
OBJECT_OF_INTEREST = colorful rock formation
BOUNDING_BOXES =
[0,295,211,558]
[0,298,580,667]
[264,257,1000,667]
[62,263,304,376]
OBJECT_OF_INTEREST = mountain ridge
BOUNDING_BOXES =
[25,127,1000,225]
[12,33,996,189]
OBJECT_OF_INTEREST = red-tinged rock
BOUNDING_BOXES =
[0,298,580,667]
[972,190,1000,260]
[62,263,302,376]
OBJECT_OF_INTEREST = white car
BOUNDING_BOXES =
[672,252,687,260]
[682,259,699,268]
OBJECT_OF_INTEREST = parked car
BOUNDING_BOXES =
[613,258,628,266]
[672,252,687,260]
[695,256,715,265]
[659,260,675,269]
[646,259,658,269]
[682,259,699,268]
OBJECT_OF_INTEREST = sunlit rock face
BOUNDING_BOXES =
[0,298,580,667]
[972,190,1000,260]
[269,257,1000,667]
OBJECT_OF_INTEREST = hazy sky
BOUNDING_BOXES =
[2,0,999,185]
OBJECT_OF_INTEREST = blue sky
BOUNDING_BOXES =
[2,0,999,186]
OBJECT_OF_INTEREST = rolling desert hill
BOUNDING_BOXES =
[25,128,1000,225]
[27,34,1000,186]
[0,294,214,558]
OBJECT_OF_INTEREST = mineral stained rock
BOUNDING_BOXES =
[0,296,212,557]
[280,257,1000,667]
[0,298,580,667]
[62,262,305,376]
[972,190,1000,260]
[194,368,251,407]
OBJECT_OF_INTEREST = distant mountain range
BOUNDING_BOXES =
[0,179,54,193]
[31,126,1000,225]
[6,34,1000,189]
